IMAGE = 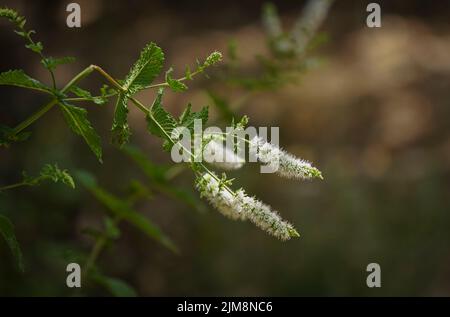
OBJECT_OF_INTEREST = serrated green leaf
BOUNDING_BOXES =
[41,56,75,71]
[123,42,164,94]
[69,85,107,105]
[77,171,177,253]
[0,69,52,94]
[146,88,176,141]
[59,102,102,162]
[178,103,208,133]
[0,214,24,272]
[91,273,137,297]
[111,93,131,147]
[25,41,43,53]
[165,67,187,92]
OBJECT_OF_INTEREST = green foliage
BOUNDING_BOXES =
[0,7,26,28]
[146,88,177,141]
[0,163,75,192]
[41,56,76,71]
[25,41,43,54]
[69,85,108,105]
[113,43,165,147]
[31,164,76,188]
[166,67,188,92]
[123,42,164,95]
[59,102,103,162]
[77,171,178,253]
[91,273,137,297]
[0,69,52,94]
[178,103,209,133]
[111,93,131,147]
[0,214,24,272]
[0,5,326,292]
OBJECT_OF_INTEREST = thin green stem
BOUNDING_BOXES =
[84,215,121,275]
[61,66,95,93]
[20,25,56,89]
[0,182,29,192]
[90,65,126,92]
[63,92,116,103]
[146,69,204,89]
[12,66,98,135]
[13,99,57,134]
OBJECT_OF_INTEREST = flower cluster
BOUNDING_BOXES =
[196,172,299,240]
[196,173,246,220]
[250,136,322,180]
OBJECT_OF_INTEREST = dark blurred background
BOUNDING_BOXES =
[1,0,450,296]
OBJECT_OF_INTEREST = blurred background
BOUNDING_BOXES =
[1,0,450,296]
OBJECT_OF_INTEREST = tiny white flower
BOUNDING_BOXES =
[195,172,299,240]
[196,173,246,220]
[235,189,299,240]
[250,136,322,180]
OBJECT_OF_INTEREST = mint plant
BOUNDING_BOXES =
[0,5,324,291]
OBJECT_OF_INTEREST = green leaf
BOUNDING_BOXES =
[0,69,52,94]
[69,85,107,105]
[0,7,24,24]
[178,103,208,133]
[146,88,176,141]
[165,67,187,92]
[111,93,131,147]
[0,214,24,272]
[41,56,75,71]
[38,164,75,188]
[123,42,164,94]
[91,273,137,297]
[59,102,102,162]
[77,171,178,253]
[25,41,43,54]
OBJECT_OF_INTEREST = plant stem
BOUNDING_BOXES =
[13,99,58,134]
[12,66,97,135]
[84,216,121,275]
[0,182,29,192]
[146,69,204,89]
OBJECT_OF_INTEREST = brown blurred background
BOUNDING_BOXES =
[1,0,450,296]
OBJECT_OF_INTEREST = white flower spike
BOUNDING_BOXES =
[251,136,323,180]
[196,172,299,240]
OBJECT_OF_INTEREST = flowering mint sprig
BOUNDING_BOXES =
[1,7,321,245]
